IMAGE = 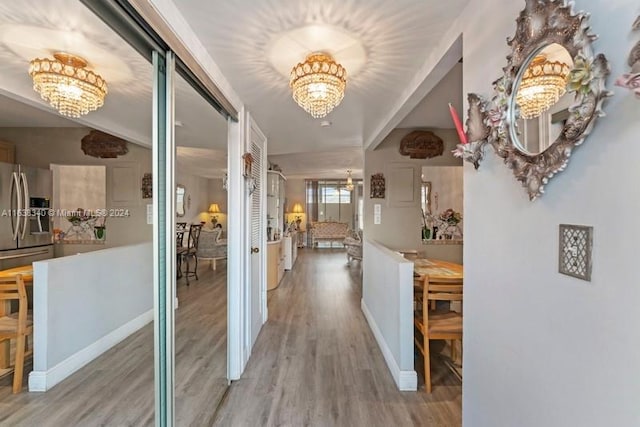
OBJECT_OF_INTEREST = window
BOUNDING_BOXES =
[305,179,360,229]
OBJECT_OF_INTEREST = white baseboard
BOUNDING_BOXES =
[361,299,417,391]
[29,309,153,392]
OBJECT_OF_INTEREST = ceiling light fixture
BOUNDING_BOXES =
[29,52,108,118]
[290,52,346,119]
[515,55,570,119]
[345,170,354,192]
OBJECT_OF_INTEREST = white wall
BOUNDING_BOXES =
[421,166,463,222]
[29,242,153,391]
[361,239,416,391]
[175,170,211,225]
[462,1,640,426]
[208,177,228,235]
[364,128,463,260]
[0,127,152,257]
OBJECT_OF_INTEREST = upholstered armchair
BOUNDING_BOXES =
[196,228,227,270]
[343,229,363,264]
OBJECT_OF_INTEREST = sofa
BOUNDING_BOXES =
[196,228,227,270]
[309,221,349,248]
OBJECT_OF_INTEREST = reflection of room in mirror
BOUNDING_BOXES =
[421,166,463,224]
[513,43,574,155]
[516,91,573,154]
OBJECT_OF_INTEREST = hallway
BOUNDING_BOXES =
[214,249,461,426]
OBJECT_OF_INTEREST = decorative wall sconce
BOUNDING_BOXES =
[242,152,253,178]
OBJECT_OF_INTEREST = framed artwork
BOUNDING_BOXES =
[142,172,152,199]
[370,173,385,198]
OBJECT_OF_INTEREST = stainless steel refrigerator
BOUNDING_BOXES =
[0,161,54,270]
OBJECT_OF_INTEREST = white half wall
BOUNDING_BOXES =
[461,0,640,426]
[29,242,153,391]
[362,238,417,391]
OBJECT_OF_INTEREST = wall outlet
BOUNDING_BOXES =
[558,224,593,281]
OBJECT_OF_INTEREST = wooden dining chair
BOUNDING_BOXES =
[0,274,32,393]
[414,276,463,393]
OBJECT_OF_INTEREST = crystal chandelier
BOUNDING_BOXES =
[515,55,570,119]
[345,170,354,191]
[289,52,346,118]
[29,52,108,118]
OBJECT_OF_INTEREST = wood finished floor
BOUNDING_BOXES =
[0,261,227,427]
[214,249,462,427]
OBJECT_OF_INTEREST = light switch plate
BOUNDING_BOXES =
[374,204,381,225]
[558,224,593,281]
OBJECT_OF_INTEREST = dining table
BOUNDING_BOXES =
[0,264,34,371]
[412,258,463,282]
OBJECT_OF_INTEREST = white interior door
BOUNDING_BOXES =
[248,118,266,347]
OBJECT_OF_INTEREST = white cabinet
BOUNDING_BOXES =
[284,231,298,270]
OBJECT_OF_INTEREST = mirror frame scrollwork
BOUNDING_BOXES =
[456,0,612,200]
[615,15,640,97]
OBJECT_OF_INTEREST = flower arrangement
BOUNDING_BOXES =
[439,208,462,225]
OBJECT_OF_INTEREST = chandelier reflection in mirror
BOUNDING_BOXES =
[290,52,346,118]
[29,52,108,118]
[345,170,354,191]
[515,55,570,119]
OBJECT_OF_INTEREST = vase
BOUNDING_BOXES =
[94,226,106,240]
[422,227,431,240]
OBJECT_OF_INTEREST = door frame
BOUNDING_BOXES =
[227,109,246,380]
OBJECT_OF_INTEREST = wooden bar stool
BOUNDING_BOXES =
[0,275,33,393]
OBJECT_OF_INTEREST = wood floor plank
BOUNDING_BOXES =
[214,249,462,427]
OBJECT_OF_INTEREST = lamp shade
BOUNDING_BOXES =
[208,203,221,214]
[292,203,304,214]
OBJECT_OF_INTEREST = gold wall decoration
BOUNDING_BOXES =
[81,130,128,159]
[399,130,444,159]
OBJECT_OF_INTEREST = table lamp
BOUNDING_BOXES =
[292,203,304,229]
[208,203,221,226]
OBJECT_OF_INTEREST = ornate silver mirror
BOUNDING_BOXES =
[492,0,612,200]
[455,0,613,198]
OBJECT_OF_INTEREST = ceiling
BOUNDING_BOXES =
[174,0,470,157]
[398,62,463,128]
[0,0,468,180]
[0,0,227,178]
